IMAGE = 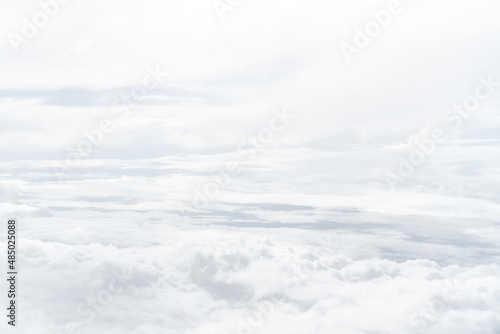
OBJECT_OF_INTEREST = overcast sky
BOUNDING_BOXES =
[1,0,500,159]
[1,1,500,333]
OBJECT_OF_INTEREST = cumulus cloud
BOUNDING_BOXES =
[2,223,500,334]
[1,0,500,333]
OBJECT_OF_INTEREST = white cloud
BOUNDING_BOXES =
[1,1,500,333]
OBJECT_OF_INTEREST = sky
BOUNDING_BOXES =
[0,0,500,333]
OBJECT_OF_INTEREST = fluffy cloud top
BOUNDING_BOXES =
[1,1,500,333]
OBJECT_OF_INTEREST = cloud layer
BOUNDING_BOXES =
[1,1,500,333]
